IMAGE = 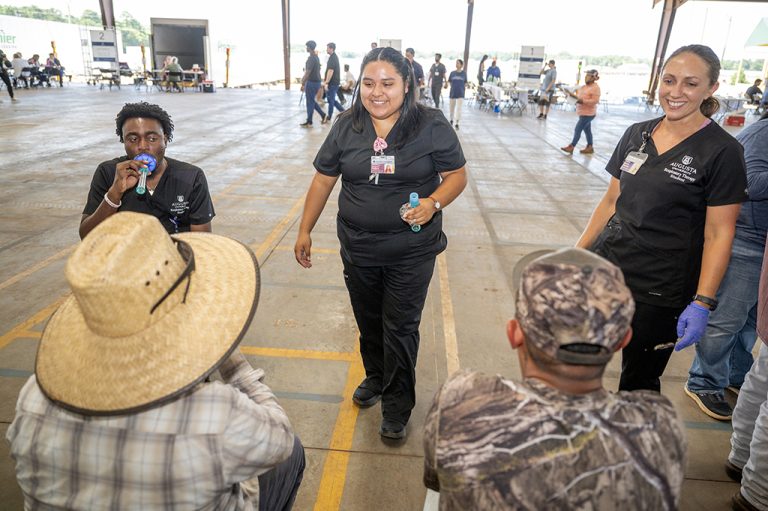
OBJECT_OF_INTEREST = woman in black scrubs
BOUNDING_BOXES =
[577,44,748,392]
[294,47,467,440]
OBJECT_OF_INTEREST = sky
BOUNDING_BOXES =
[4,0,767,60]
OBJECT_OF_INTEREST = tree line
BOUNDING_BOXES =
[0,4,149,47]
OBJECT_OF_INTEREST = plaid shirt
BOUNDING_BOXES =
[6,358,295,510]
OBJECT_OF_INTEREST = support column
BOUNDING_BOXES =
[98,0,115,29]
[647,0,686,105]
[282,0,291,91]
[463,0,474,72]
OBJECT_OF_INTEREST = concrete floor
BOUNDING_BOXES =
[0,83,756,510]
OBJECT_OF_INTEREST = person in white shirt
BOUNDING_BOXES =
[338,64,356,104]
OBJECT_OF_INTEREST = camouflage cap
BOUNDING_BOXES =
[515,248,635,365]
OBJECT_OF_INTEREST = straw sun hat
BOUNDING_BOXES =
[36,212,259,415]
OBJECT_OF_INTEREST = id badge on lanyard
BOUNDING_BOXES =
[620,130,651,175]
[620,151,648,175]
[370,137,395,185]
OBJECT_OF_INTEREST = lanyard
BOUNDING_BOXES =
[638,117,711,154]
[369,137,392,185]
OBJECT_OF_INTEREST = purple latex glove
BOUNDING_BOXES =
[674,302,711,351]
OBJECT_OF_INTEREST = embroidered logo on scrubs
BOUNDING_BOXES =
[665,158,699,184]
[170,195,189,215]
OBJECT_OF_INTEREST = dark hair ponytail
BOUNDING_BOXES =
[666,44,721,118]
[700,96,720,118]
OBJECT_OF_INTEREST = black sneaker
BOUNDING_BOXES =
[685,386,733,420]
[725,460,743,483]
[379,419,406,440]
[299,121,312,127]
[352,378,381,407]
[732,491,759,511]
[321,114,330,125]
[536,113,544,119]
[455,122,460,130]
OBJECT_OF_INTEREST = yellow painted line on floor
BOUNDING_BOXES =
[274,245,338,255]
[314,352,366,511]
[240,346,355,362]
[0,246,74,292]
[253,195,306,261]
[14,331,43,340]
[437,252,460,375]
[0,297,67,350]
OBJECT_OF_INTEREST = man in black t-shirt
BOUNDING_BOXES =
[428,53,447,108]
[80,102,215,238]
[322,43,345,124]
[405,48,425,101]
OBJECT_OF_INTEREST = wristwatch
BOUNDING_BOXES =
[429,196,441,210]
[693,294,718,311]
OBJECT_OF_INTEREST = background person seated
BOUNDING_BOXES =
[191,63,206,79]
[45,53,64,87]
[746,79,763,104]
[338,63,356,103]
[164,56,183,92]
[423,248,686,510]
[26,54,48,87]
[11,52,27,88]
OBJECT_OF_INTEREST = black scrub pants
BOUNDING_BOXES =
[342,255,436,426]
[620,301,686,392]
[431,81,443,108]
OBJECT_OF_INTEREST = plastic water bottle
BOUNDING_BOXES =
[399,192,421,232]
[134,153,157,195]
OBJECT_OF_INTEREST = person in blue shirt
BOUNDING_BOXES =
[685,110,768,421]
[485,59,500,83]
[448,59,467,130]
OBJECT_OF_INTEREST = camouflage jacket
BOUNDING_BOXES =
[423,370,686,510]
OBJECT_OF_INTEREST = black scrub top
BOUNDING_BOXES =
[83,156,216,234]
[591,117,748,308]
[313,108,466,266]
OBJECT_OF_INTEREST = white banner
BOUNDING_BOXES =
[518,45,545,89]
[0,15,85,75]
